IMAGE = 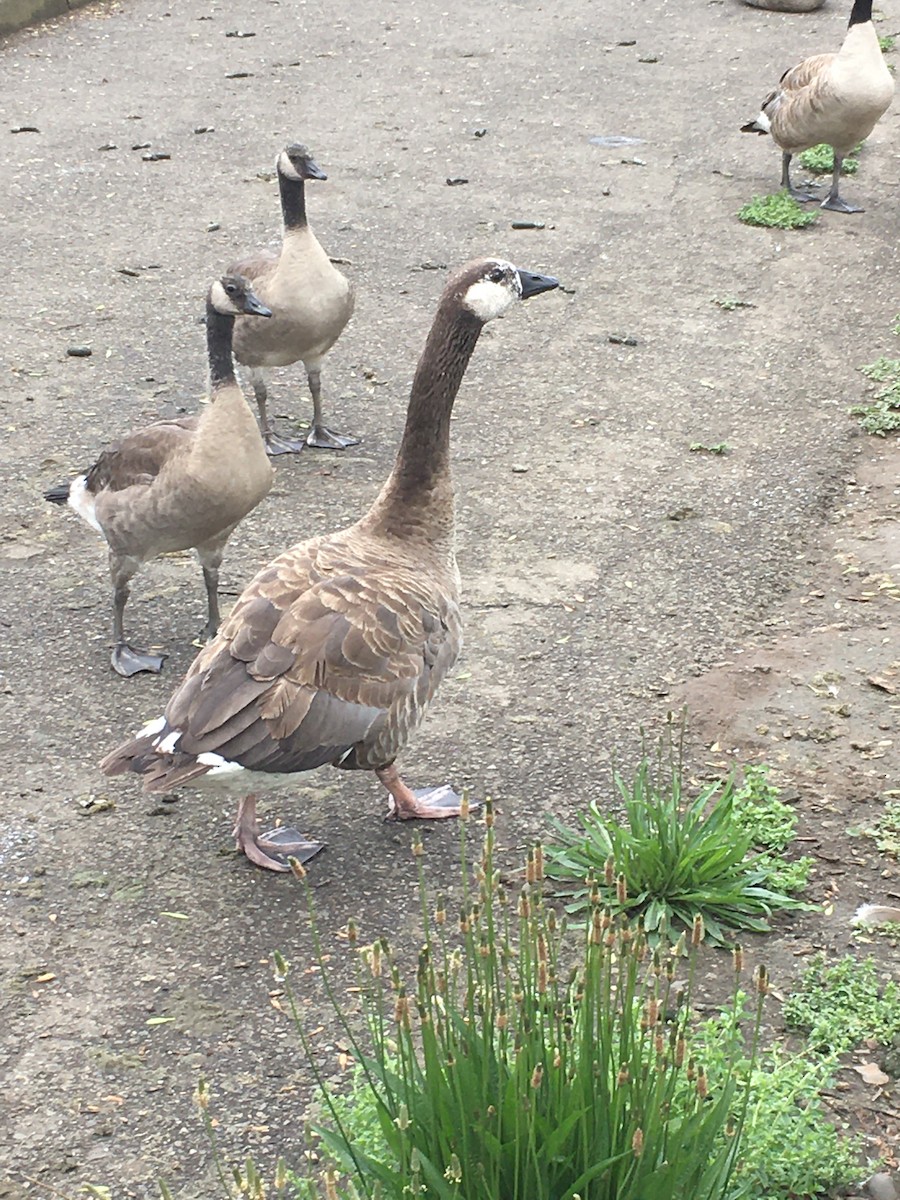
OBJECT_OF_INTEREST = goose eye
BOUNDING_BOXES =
[487,267,504,283]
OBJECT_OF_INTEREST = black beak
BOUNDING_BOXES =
[517,269,560,299]
[304,157,328,182]
[242,290,272,318]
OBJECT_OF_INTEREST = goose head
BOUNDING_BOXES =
[208,275,272,319]
[454,258,559,324]
[277,142,328,183]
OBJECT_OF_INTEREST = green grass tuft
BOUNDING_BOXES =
[546,755,812,946]
[879,34,896,52]
[797,142,861,175]
[738,191,817,229]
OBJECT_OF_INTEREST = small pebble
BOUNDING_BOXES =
[97,142,117,151]
[193,126,215,134]
[511,220,545,230]
[865,1174,899,1200]
[511,464,529,474]
[473,127,488,138]
[609,334,638,346]
[446,177,468,186]
[225,71,254,79]
[206,222,221,232]
[142,152,171,162]
[225,29,256,37]
[131,142,151,150]
[638,55,659,63]
[67,346,92,358]
[11,125,40,134]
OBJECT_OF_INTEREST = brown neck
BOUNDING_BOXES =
[365,298,483,539]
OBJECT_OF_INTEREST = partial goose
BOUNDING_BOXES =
[100,257,559,871]
[46,276,274,677]
[230,142,356,455]
[741,0,894,212]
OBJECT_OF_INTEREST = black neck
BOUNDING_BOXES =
[279,170,308,230]
[377,300,483,511]
[206,303,237,390]
[848,0,872,26]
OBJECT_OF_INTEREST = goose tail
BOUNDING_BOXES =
[43,480,71,505]
[740,114,770,136]
[100,717,215,793]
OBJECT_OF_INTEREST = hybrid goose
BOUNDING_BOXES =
[741,0,894,212]
[230,142,356,455]
[46,276,274,677]
[100,257,559,871]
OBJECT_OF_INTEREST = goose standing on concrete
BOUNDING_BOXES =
[741,0,894,212]
[230,142,356,455]
[101,257,559,871]
[45,276,274,677]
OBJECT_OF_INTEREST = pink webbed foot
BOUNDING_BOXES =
[232,794,324,872]
[377,766,479,821]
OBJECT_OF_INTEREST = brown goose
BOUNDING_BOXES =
[230,142,356,455]
[100,257,559,870]
[45,276,274,677]
[741,0,894,212]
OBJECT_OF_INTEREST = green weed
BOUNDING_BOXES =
[796,143,861,175]
[854,348,900,435]
[690,442,730,455]
[711,296,754,312]
[737,192,817,230]
[879,34,896,52]
[732,766,814,895]
[546,756,812,946]
[783,953,900,1053]
[284,811,765,1200]
[697,1002,864,1200]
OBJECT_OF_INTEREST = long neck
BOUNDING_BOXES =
[365,300,483,536]
[206,304,237,392]
[279,171,308,230]
[848,0,873,26]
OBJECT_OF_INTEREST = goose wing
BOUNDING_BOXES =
[778,53,834,94]
[85,417,198,495]
[106,536,461,788]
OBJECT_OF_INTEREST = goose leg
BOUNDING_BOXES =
[232,794,324,872]
[377,763,473,820]
[305,365,360,450]
[821,156,863,213]
[109,555,165,677]
[196,535,231,641]
[250,367,307,456]
[781,152,818,203]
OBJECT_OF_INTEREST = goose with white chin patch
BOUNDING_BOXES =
[101,257,559,871]
[230,142,356,455]
[45,276,274,677]
[741,0,894,212]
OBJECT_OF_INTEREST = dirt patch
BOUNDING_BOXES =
[1,0,899,1194]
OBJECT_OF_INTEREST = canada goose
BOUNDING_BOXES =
[741,0,894,212]
[45,276,275,677]
[230,142,356,455]
[100,257,559,871]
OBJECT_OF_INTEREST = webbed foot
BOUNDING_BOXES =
[788,187,819,204]
[306,424,361,450]
[233,795,324,872]
[821,194,863,214]
[264,429,308,456]
[111,643,166,677]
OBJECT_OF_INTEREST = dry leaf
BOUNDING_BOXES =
[853,1062,890,1087]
